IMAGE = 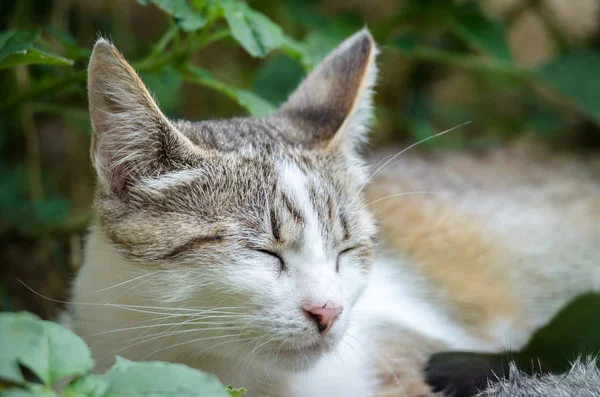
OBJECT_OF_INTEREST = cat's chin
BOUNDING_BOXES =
[258,341,337,372]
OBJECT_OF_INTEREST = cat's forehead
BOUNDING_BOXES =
[174,118,295,152]
[174,115,345,153]
[130,148,348,220]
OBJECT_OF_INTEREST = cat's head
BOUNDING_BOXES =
[87,29,378,371]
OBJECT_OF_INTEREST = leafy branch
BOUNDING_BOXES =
[0,312,247,397]
[0,0,312,116]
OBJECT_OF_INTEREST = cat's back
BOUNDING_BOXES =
[367,141,600,211]
[365,141,600,347]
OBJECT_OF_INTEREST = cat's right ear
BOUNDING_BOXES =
[88,38,199,196]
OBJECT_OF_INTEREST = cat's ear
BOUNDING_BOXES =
[88,38,198,195]
[274,29,377,152]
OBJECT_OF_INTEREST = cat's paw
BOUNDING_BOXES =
[424,352,509,397]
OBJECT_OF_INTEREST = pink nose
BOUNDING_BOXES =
[303,305,343,334]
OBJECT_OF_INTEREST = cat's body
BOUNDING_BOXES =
[68,30,600,397]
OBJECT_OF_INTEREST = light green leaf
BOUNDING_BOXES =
[1,386,57,397]
[536,51,600,126]
[0,312,93,387]
[220,0,285,58]
[100,357,230,397]
[226,385,247,397]
[183,65,275,116]
[61,374,109,397]
[137,0,206,31]
[236,90,276,117]
[0,30,73,69]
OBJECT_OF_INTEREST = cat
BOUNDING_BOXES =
[66,29,600,397]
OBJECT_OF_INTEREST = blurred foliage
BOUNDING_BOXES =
[0,312,247,396]
[0,0,599,318]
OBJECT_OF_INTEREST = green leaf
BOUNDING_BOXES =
[183,65,275,116]
[0,312,94,387]
[0,48,73,69]
[2,387,57,397]
[0,30,39,62]
[226,385,247,397]
[0,30,73,69]
[236,90,276,117]
[220,0,285,58]
[302,21,359,66]
[46,25,82,60]
[536,51,600,126]
[279,36,312,70]
[449,2,512,62]
[138,0,206,31]
[61,374,109,397]
[393,34,528,79]
[521,293,600,367]
[99,357,231,397]
[251,54,304,106]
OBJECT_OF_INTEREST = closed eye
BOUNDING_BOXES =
[336,246,358,272]
[256,249,286,272]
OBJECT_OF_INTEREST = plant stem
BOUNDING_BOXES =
[0,28,231,112]
[404,47,531,79]
[0,70,87,112]
[15,66,44,203]
[192,28,230,50]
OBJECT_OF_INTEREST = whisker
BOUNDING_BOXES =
[126,325,253,343]
[84,317,252,338]
[241,333,280,385]
[19,277,249,315]
[140,333,247,360]
[90,271,158,294]
[360,191,438,210]
[356,121,471,197]
[188,336,255,362]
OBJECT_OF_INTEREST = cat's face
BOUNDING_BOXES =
[87,30,377,371]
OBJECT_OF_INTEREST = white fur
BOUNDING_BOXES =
[357,257,491,351]
[141,169,207,191]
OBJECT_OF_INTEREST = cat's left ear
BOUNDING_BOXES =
[273,28,377,152]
